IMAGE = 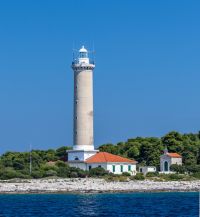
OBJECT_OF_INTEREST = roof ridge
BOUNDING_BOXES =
[85,151,137,163]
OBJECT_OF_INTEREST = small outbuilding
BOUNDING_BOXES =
[139,166,156,175]
[160,147,182,173]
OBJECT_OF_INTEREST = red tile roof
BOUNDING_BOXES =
[85,152,137,163]
[167,153,182,158]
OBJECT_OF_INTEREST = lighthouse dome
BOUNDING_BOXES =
[79,46,87,53]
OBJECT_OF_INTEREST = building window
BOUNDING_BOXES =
[140,168,142,173]
[120,165,123,173]
[98,165,101,168]
[74,157,79,161]
[128,165,131,171]
[112,165,115,172]
[89,165,92,170]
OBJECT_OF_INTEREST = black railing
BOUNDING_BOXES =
[72,59,95,65]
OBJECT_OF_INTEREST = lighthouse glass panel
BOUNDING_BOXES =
[80,52,88,58]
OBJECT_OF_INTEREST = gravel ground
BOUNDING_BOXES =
[0,178,200,193]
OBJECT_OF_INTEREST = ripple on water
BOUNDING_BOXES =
[0,192,198,217]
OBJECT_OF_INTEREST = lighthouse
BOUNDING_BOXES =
[66,46,137,174]
[67,46,98,168]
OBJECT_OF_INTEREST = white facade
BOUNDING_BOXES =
[160,148,182,173]
[139,166,156,175]
[68,150,98,161]
[68,162,137,175]
[106,163,136,175]
[68,162,86,171]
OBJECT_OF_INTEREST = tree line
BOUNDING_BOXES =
[99,131,200,173]
[0,131,200,179]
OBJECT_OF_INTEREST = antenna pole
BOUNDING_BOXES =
[92,41,95,64]
[29,144,32,175]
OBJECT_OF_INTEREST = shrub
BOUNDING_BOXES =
[104,176,116,182]
[170,165,186,174]
[70,172,78,178]
[122,172,131,176]
[167,174,184,180]
[42,164,58,171]
[134,173,145,180]
[104,175,128,182]
[77,169,88,178]
[45,169,57,177]
[57,167,70,178]
[191,172,200,179]
[20,174,32,179]
[89,167,109,177]
[0,168,24,180]
[31,171,44,179]
[118,176,129,182]
[55,160,68,168]
[146,172,159,177]
[186,165,200,173]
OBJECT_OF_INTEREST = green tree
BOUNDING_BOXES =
[170,164,186,174]
[161,131,183,152]
[127,146,139,159]
[99,144,119,155]
[56,146,72,160]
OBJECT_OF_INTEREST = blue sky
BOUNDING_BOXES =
[0,0,200,153]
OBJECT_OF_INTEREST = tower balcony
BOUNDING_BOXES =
[72,59,95,65]
[71,59,95,70]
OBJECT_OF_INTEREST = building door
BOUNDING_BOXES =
[164,161,168,172]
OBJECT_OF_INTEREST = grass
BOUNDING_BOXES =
[103,173,200,182]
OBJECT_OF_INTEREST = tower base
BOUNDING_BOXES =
[67,149,98,162]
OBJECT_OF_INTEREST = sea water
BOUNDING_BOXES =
[0,192,198,217]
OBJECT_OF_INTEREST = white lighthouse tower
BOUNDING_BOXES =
[67,46,98,169]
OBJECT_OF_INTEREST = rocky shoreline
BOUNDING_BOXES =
[0,178,199,194]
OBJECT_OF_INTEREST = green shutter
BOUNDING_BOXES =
[112,165,115,172]
[128,165,131,171]
[120,165,123,172]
